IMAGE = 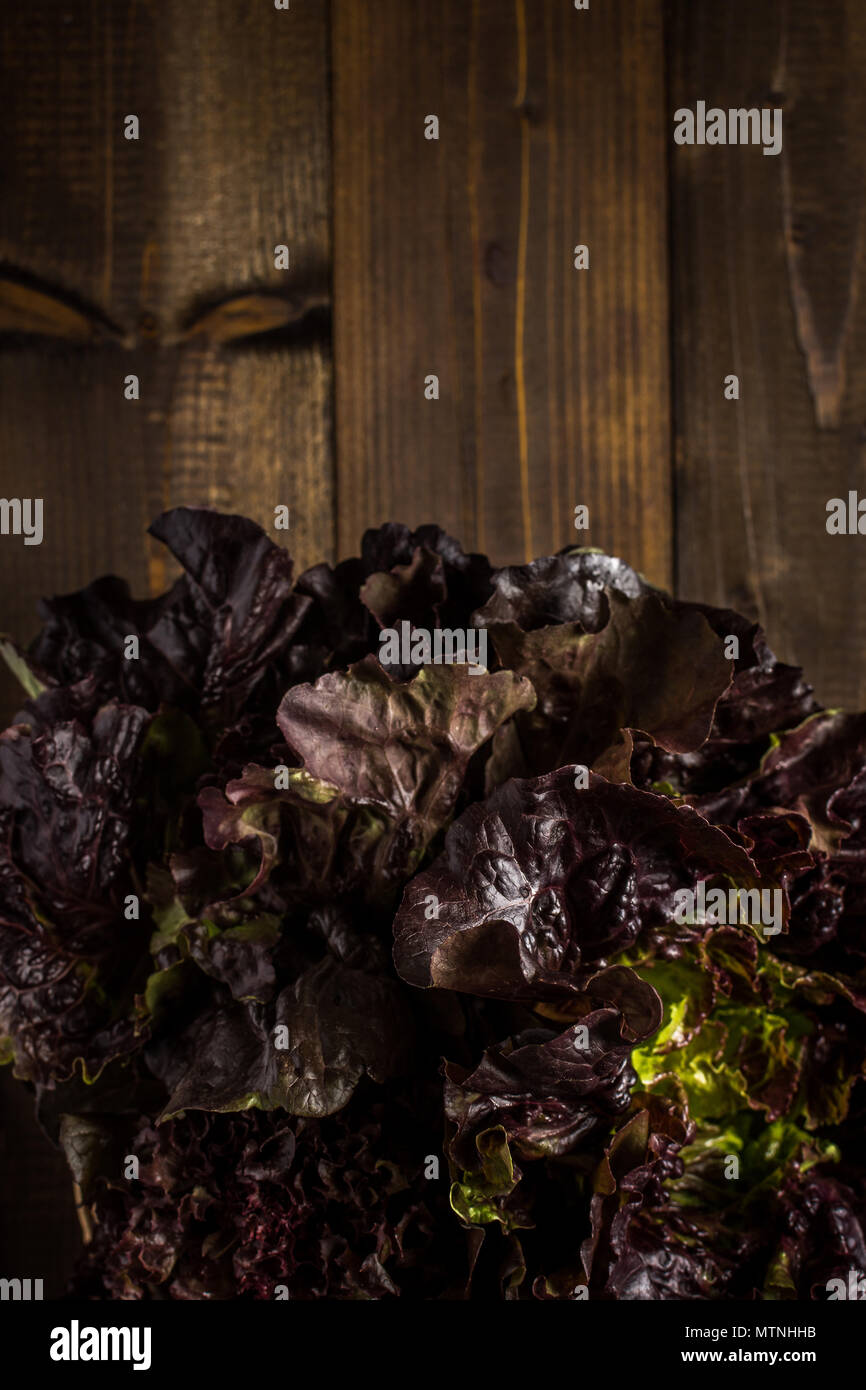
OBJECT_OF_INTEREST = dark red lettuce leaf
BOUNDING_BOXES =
[683,604,817,747]
[636,606,818,797]
[484,592,731,786]
[473,548,650,633]
[286,557,372,685]
[28,575,207,713]
[147,955,413,1121]
[71,1095,461,1299]
[393,770,760,999]
[360,546,447,630]
[196,762,384,902]
[277,657,534,889]
[770,1172,866,1299]
[689,713,866,978]
[0,704,152,1083]
[286,522,493,686]
[146,867,281,1003]
[690,712,866,852]
[444,966,662,1164]
[579,1093,709,1300]
[362,523,493,631]
[148,508,312,724]
[26,509,313,735]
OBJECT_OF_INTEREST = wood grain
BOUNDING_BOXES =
[0,0,334,727]
[146,0,334,588]
[332,0,672,581]
[670,0,866,708]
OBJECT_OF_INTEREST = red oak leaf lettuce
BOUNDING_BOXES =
[393,770,760,998]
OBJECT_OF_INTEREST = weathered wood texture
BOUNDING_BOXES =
[332,0,672,581]
[670,0,866,709]
[0,0,333,724]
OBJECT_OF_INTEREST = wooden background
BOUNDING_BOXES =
[1,0,865,1294]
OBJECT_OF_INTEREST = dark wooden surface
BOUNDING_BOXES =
[332,0,671,578]
[0,0,333,720]
[670,0,866,712]
[1,0,864,1292]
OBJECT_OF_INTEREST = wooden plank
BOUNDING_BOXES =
[0,0,333,727]
[332,0,672,579]
[146,0,334,592]
[0,1,163,724]
[670,0,866,709]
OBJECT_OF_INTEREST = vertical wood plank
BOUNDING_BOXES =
[671,0,866,708]
[0,1,166,723]
[0,0,334,726]
[332,0,672,580]
[148,0,334,589]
